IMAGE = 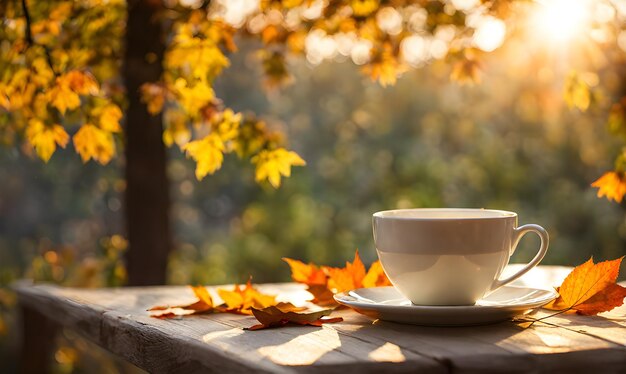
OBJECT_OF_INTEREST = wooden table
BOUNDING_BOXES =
[15,266,626,373]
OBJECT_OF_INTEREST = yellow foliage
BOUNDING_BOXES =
[182,133,225,180]
[217,280,276,315]
[163,109,191,147]
[48,71,99,114]
[214,109,241,142]
[47,83,80,115]
[62,71,99,95]
[167,24,230,80]
[363,47,406,87]
[25,119,69,162]
[591,171,626,203]
[351,0,380,17]
[173,78,215,115]
[564,71,591,112]
[282,0,304,9]
[252,148,306,188]
[73,124,116,164]
[95,104,123,133]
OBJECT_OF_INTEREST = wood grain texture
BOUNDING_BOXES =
[14,266,626,374]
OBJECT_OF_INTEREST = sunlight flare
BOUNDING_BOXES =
[530,0,592,43]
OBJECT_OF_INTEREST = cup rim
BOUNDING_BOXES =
[372,208,517,220]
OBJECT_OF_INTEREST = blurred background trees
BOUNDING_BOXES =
[1,0,626,371]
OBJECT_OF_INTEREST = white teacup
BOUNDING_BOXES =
[373,208,549,306]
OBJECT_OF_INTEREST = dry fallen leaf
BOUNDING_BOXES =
[246,305,343,330]
[324,250,392,293]
[544,257,626,315]
[282,257,327,285]
[362,260,393,288]
[217,279,277,315]
[284,250,392,305]
[283,257,336,305]
[148,285,214,318]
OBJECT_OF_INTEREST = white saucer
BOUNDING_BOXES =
[334,285,558,326]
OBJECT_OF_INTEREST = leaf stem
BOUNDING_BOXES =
[21,0,58,76]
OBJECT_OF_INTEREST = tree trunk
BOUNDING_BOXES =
[123,0,171,286]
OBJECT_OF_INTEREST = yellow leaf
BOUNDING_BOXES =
[149,285,214,318]
[217,279,276,315]
[173,78,215,115]
[214,109,241,142]
[351,0,379,17]
[591,171,626,203]
[96,104,123,133]
[73,124,116,164]
[252,148,306,188]
[48,71,99,114]
[564,71,590,112]
[163,109,191,147]
[26,119,69,162]
[182,133,225,180]
[48,84,80,115]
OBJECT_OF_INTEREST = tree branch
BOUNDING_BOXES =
[21,0,58,76]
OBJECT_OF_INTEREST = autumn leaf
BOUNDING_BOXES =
[73,124,116,164]
[362,48,405,87]
[26,119,69,162]
[351,0,379,17]
[591,171,626,203]
[246,306,343,330]
[182,133,225,180]
[283,257,336,305]
[564,71,591,112]
[544,257,626,315]
[282,258,327,285]
[172,78,215,116]
[47,84,80,115]
[62,71,99,96]
[284,250,392,305]
[305,284,337,306]
[252,148,306,188]
[217,279,277,315]
[47,71,99,114]
[163,109,191,147]
[362,260,392,288]
[96,104,123,133]
[149,285,214,318]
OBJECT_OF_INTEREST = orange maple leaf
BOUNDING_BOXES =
[284,250,392,304]
[362,260,392,288]
[545,257,626,315]
[217,278,277,315]
[283,256,336,304]
[324,250,392,293]
[148,285,214,318]
[282,257,327,285]
[591,171,626,203]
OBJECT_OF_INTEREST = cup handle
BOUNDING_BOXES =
[489,224,549,291]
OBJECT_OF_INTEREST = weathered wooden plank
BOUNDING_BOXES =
[15,282,444,373]
[14,266,626,374]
